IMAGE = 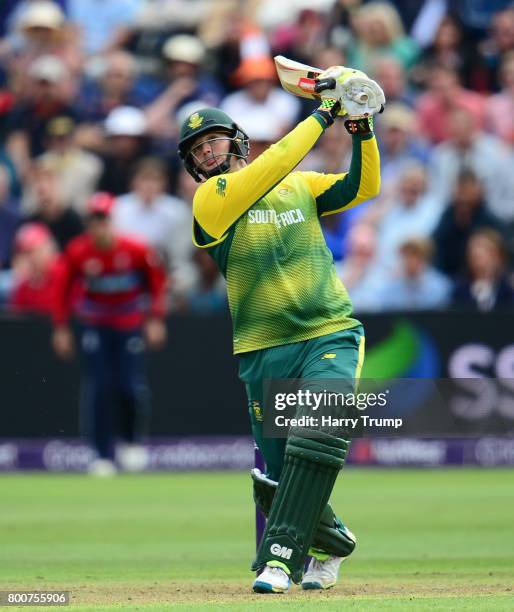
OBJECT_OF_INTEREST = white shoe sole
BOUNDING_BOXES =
[253,580,289,593]
[253,574,290,594]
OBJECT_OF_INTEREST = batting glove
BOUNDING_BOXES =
[313,66,358,127]
[314,68,346,127]
[315,66,385,134]
[341,76,385,118]
[317,66,368,108]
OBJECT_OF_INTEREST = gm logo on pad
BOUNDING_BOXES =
[270,543,292,559]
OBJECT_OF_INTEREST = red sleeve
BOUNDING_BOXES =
[52,245,80,326]
[140,245,168,319]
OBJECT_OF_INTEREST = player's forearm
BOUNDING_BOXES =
[52,292,72,326]
[317,133,381,216]
[145,263,168,318]
[148,291,167,319]
[51,258,75,326]
[52,291,73,326]
[193,115,326,239]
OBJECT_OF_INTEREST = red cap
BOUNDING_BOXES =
[87,192,115,216]
[15,223,52,252]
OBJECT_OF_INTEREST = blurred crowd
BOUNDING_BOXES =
[1,0,514,316]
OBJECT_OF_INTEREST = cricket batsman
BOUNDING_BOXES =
[178,66,384,593]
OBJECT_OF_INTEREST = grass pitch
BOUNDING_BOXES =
[0,468,513,610]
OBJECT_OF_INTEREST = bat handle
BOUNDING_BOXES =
[314,77,336,93]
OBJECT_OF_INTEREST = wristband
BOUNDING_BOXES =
[344,116,374,135]
[313,98,341,128]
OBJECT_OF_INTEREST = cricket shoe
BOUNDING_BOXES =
[301,553,345,590]
[253,562,291,594]
[116,443,149,472]
[88,459,117,477]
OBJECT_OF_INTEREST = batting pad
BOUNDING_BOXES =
[251,430,348,583]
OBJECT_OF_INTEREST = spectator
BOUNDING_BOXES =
[172,164,205,303]
[370,56,416,107]
[412,14,487,92]
[432,169,504,277]
[271,9,328,66]
[221,56,300,138]
[376,103,430,199]
[162,34,222,107]
[326,0,360,48]
[307,46,350,119]
[486,51,514,145]
[24,116,102,215]
[201,9,250,94]
[6,54,76,177]
[312,46,348,74]
[447,0,513,36]
[453,228,514,312]
[375,164,444,271]
[429,106,514,224]
[0,164,20,269]
[25,159,84,250]
[5,1,81,94]
[144,35,223,138]
[12,2,65,39]
[300,120,351,174]
[337,223,384,313]
[112,157,193,277]
[409,0,449,48]
[242,110,284,163]
[133,0,205,33]
[348,2,420,74]
[453,228,514,311]
[9,222,59,315]
[97,106,150,195]
[0,146,21,199]
[391,0,445,35]
[478,7,514,91]
[321,211,356,264]
[67,0,140,56]
[187,250,227,314]
[378,238,452,310]
[415,64,485,144]
[175,165,198,206]
[75,51,157,126]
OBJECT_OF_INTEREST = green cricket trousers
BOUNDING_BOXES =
[239,326,365,481]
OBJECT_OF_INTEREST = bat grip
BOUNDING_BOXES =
[314,77,336,93]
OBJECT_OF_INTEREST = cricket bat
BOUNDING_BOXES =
[274,55,371,114]
[274,55,332,100]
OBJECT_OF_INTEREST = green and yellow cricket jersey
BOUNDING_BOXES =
[192,113,380,354]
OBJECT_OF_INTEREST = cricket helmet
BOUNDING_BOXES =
[178,107,249,182]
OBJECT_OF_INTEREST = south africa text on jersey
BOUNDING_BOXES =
[247,208,306,228]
